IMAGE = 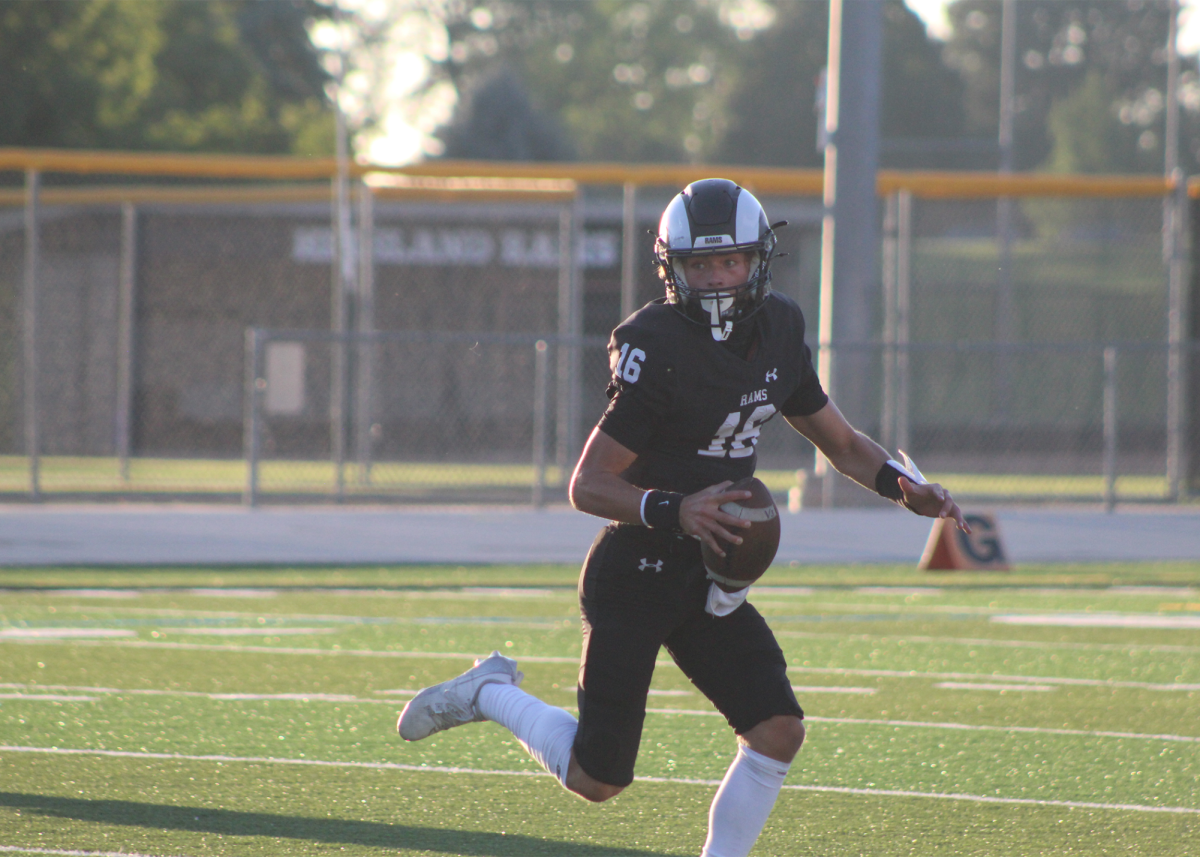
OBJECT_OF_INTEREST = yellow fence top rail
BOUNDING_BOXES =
[0,184,333,207]
[0,147,1193,199]
[0,147,342,179]
[0,179,578,208]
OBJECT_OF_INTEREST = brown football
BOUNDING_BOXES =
[701,476,781,592]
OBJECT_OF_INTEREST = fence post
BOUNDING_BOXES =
[896,188,913,456]
[23,169,40,500]
[881,192,898,451]
[556,200,584,481]
[1103,346,1118,513]
[243,328,265,507]
[116,201,138,484]
[355,181,375,485]
[1166,169,1188,500]
[532,339,550,508]
[620,182,638,322]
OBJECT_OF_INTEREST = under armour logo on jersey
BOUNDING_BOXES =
[638,557,664,573]
[765,368,778,383]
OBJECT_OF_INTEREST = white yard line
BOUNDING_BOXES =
[1,746,1195,816]
[934,682,1056,692]
[6,681,1194,743]
[800,716,1200,744]
[161,628,336,636]
[993,613,1200,630]
[645,709,1200,744]
[0,638,582,663]
[5,638,1197,691]
[0,848,195,857]
[784,665,1200,692]
[0,685,399,705]
[0,629,135,639]
[774,629,1200,654]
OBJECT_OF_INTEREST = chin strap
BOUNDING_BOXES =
[711,320,733,341]
[704,296,735,341]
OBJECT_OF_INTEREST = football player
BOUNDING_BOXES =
[398,179,968,857]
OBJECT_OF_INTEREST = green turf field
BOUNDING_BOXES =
[1,563,1197,856]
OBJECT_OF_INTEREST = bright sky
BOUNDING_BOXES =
[904,0,1200,53]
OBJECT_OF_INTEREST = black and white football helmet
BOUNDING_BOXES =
[654,178,779,341]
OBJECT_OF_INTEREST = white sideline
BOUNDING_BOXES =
[1,745,1196,816]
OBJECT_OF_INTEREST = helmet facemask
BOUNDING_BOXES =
[654,179,780,341]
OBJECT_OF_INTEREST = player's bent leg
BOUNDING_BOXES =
[739,714,806,762]
[475,681,578,788]
[701,721,801,857]
[564,752,625,803]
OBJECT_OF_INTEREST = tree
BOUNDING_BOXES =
[433,0,761,164]
[437,65,574,160]
[942,0,1198,174]
[390,0,968,168]
[714,0,968,168]
[0,0,333,155]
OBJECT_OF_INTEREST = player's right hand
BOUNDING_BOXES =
[679,481,753,558]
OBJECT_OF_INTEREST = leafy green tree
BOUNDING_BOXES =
[0,0,333,154]
[1043,69,1134,173]
[715,0,967,168]
[0,0,163,149]
[411,0,966,167]
[422,0,755,163]
[942,0,1197,173]
[438,65,575,160]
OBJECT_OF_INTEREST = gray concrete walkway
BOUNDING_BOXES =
[1,503,1199,566]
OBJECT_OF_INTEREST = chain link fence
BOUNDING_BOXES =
[1,156,1196,505]
[859,191,1199,505]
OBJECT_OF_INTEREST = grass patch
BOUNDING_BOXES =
[1,565,1198,855]
[2,455,1186,503]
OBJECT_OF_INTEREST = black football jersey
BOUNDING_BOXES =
[596,293,828,495]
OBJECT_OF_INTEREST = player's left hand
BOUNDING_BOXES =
[898,476,971,533]
[679,480,753,557]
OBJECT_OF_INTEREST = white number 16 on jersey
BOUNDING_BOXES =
[699,405,776,459]
[616,343,646,383]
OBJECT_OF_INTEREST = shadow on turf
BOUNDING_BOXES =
[0,791,671,856]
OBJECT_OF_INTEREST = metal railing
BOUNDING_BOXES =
[2,149,1196,506]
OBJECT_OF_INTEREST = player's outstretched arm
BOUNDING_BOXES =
[569,427,751,554]
[784,402,969,532]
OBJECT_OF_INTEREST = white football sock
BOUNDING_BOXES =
[700,745,791,857]
[476,682,577,788]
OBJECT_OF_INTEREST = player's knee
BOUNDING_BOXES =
[782,717,807,755]
[742,714,806,762]
[565,756,625,803]
[572,780,624,803]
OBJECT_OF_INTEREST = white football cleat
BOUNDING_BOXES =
[396,651,524,741]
